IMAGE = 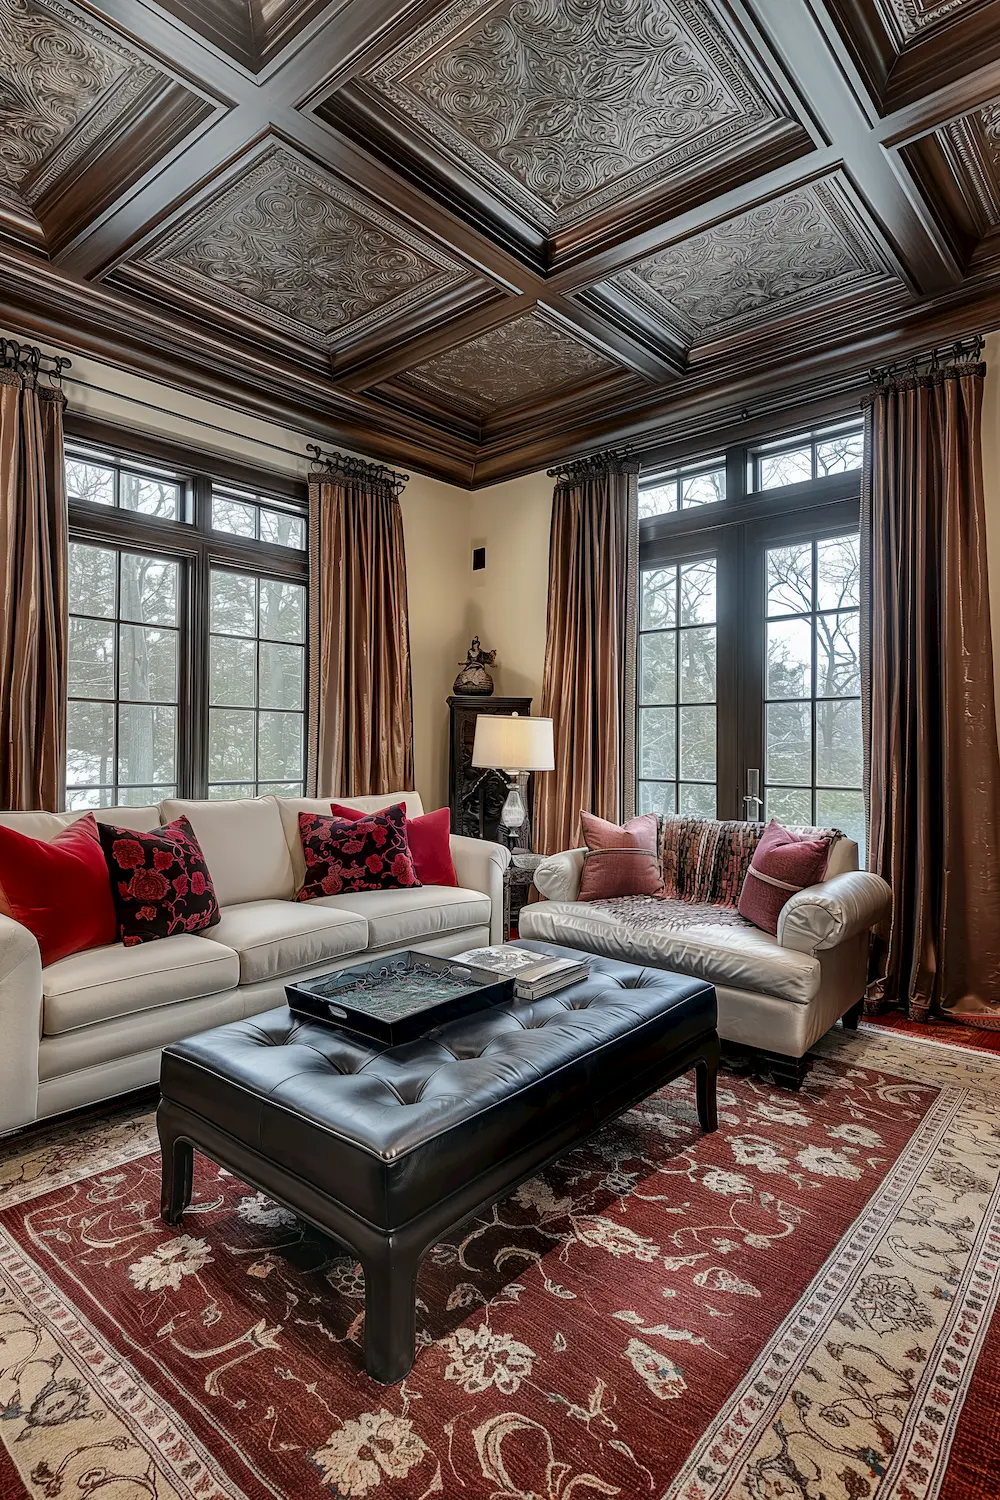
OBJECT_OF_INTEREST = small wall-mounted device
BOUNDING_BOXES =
[472,545,486,572]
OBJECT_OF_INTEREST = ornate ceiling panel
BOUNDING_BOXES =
[121,142,485,353]
[599,177,901,345]
[393,312,623,416]
[876,0,984,41]
[937,103,1000,231]
[339,0,807,257]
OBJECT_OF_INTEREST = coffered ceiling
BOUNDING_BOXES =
[3,0,1000,485]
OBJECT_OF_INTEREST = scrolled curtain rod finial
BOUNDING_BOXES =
[869,333,985,388]
[307,442,409,496]
[0,337,70,388]
[547,445,640,481]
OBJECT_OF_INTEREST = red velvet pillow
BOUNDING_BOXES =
[97,816,221,946]
[578,811,664,900]
[0,812,116,966]
[298,804,420,899]
[330,801,457,886]
[737,819,833,935]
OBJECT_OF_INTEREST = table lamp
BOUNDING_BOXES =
[471,713,554,847]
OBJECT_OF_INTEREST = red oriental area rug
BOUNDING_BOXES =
[1,1026,998,1500]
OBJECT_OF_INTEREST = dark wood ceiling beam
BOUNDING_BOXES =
[878,61,1000,148]
[749,0,965,293]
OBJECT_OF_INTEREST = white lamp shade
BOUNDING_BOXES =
[472,714,554,772]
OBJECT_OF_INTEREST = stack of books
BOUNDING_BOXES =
[513,955,590,1000]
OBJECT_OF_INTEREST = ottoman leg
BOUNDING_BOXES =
[361,1238,421,1384]
[159,1126,194,1226]
[696,1040,719,1133]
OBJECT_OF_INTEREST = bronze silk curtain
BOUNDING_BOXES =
[535,458,638,855]
[0,371,67,811]
[307,466,413,798]
[864,361,1000,1026]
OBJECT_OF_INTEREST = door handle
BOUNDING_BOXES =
[743,768,763,822]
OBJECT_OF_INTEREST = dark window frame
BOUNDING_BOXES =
[638,421,863,829]
[64,416,308,804]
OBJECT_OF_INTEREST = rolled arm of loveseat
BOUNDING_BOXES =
[449,835,512,943]
[778,871,892,956]
[531,848,586,903]
[0,912,43,1135]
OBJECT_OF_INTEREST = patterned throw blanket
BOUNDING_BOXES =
[589,893,752,933]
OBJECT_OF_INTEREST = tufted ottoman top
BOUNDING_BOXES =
[160,941,715,1230]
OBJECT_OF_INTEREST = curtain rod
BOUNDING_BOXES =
[306,442,409,495]
[1,337,71,387]
[547,447,640,481]
[869,334,985,386]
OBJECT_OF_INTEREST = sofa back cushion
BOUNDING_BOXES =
[0,806,161,841]
[158,797,295,906]
[277,792,424,892]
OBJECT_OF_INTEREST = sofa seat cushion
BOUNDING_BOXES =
[42,934,240,1036]
[518,896,821,1005]
[201,900,369,984]
[312,885,490,950]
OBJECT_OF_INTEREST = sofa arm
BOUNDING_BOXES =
[532,849,586,903]
[449,835,512,943]
[778,871,892,956]
[0,913,43,1135]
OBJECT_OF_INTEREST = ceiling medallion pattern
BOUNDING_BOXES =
[0,0,155,205]
[942,105,1000,229]
[399,312,619,414]
[608,179,891,342]
[363,0,780,229]
[876,0,976,42]
[138,145,469,348]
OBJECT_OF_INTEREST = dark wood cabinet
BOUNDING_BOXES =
[448,695,532,846]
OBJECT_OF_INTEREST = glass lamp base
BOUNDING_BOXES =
[499,771,530,846]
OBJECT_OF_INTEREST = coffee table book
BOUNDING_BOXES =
[285,950,514,1045]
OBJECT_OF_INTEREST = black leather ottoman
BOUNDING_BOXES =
[157,940,718,1383]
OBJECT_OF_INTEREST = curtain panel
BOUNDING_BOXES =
[535,457,638,856]
[0,371,67,811]
[306,467,414,798]
[863,362,1000,1025]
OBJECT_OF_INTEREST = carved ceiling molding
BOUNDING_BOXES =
[153,0,337,71]
[128,142,476,349]
[940,104,1000,231]
[360,0,787,232]
[875,0,981,44]
[0,0,157,207]
[395,311,622,415]
[603,176,901,345]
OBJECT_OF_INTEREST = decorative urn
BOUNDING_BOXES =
[453,636,497,696]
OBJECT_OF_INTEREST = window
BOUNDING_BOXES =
[638,559,717,817]
[638,456,726,519]
[749,421,864,492]
[64,435,308,804]
[67,543,180,808]
[208,569,307,798]
[637,416,867,856]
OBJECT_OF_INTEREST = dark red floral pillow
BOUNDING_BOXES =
[97,816,221,946]
[297,804,420,900]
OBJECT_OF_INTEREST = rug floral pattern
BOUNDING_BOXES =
[0,1028,998,1500]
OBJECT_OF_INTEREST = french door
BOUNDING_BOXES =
[637,497,864,850]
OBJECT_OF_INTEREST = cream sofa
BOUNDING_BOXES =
[519,830,890,1076]
[0,793,510,1136]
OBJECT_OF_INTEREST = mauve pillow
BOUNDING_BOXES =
[737,819,833,935]
[330,802,458,886]
[578,811,664,900]
[0,812,117,965]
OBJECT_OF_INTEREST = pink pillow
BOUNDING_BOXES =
[578,811,664,900]
[330,801,458,887]
[737,820,833,935]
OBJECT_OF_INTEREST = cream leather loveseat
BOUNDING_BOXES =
[0,793,510,1136]
[519,830,890,1071]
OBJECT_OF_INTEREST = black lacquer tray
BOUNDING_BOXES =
[285,950,514,1045]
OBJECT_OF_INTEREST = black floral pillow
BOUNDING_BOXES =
[297,804,420,900]
[97,816,221,946]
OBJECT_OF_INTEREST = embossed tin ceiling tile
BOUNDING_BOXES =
[875,0,980,43]
[397,312,620,415]
[0,0,157,207]
[134,144,473,348]
[939,104,1000,231]
[361,0,786,231]
[607,179,896,344]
